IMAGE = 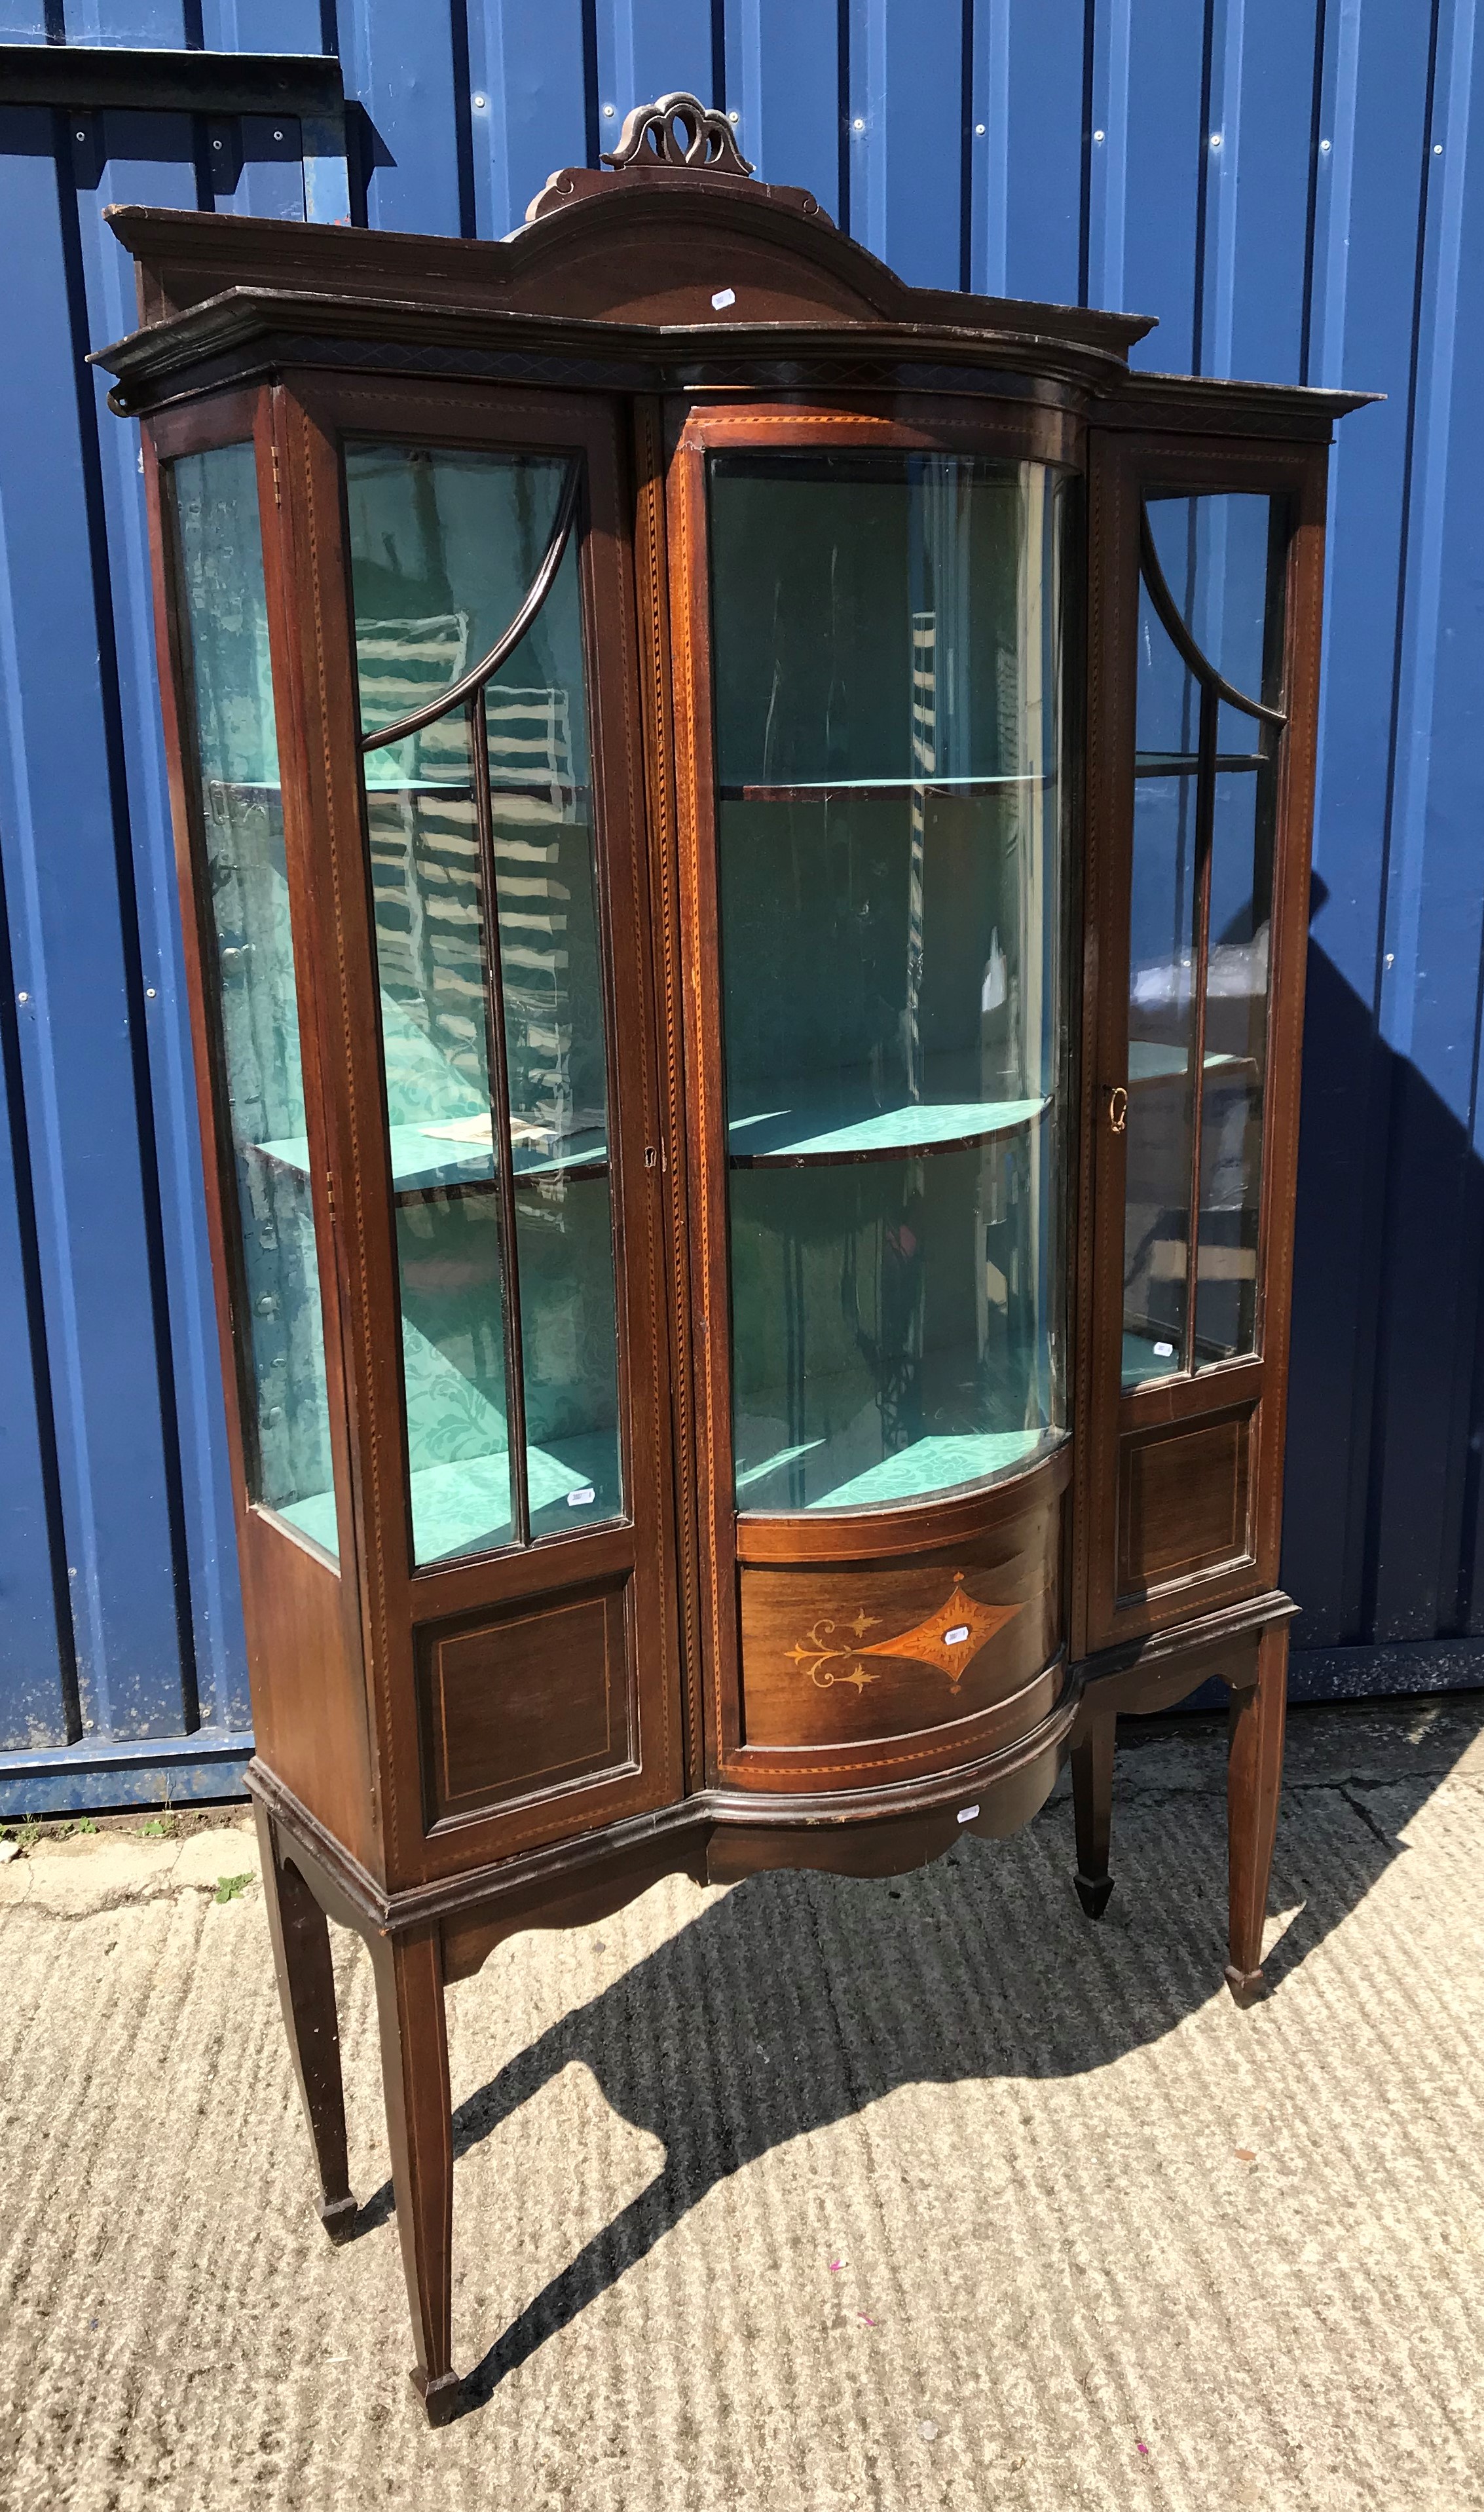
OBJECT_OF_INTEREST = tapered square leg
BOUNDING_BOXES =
[1225,1622,1289,2006]
[255,1805,356,2240]
[1071,1710,1116,1919]
[369,1925,458,2424]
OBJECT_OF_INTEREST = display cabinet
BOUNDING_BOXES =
[98,95,1367,2422]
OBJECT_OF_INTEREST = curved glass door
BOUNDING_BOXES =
[708,453,1069,1513]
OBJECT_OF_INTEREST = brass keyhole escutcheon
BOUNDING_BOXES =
[1108,1085,1128,1134]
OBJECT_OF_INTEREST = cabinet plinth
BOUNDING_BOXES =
[97,124,1366,2422]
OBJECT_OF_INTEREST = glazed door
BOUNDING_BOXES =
[1076,429,1327,1655]
[667,396,1081,1792]
[272,378,682,1881]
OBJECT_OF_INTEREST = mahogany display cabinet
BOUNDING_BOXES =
[97,94,1367,2422]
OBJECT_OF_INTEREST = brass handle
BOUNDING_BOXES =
[1108,1085,1128,1135]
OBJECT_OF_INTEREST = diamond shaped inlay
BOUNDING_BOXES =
[784,1572,1021,1695]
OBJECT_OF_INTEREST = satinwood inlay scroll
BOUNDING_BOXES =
[785,1573,1023,1698]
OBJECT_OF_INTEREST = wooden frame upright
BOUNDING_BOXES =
[100,113,1370,2424]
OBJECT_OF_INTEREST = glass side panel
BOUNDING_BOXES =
[344,443,620,1565]
[170,441,339,1556]
[1145,493,1274,697]
[1124,588,1198,1386]
[350,447,570,754]
[1124,492,1283,1388]
[1197,770,1270,1362]
[709,453,1067,1512]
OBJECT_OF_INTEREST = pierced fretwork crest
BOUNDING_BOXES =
[601,92,755,178]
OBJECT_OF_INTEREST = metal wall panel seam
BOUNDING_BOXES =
[1372,0,1484,1634]
[991,0,1084,309]
[465,0,511,236]
[1285,0,1387,1649]
[0,828,79,1749]
[1220,0,1318,386]
[1305,0,1356,863]
[0,470,110,1729]
[1297,0,1333,392]
[1201,0,1246,381]
[1086,0,1130,317]
[73,115,245,1728]
[971,0,1010,298]
[593,0,713,166]
[1379,0,1475,1077]
[467,0,592,242]
[1286,0,1441,1648]
[1307,0,1361,398]
[848,0,888,266]
[1118,1,1206,372]
[336,0,464,236]
[723,0,840,225]
[1356,0,1470,1637]
[47,107,203,1734]
[845,0,965,288]
[199,3,327,57]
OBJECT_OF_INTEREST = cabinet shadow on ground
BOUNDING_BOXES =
[343,1691,1483,2410]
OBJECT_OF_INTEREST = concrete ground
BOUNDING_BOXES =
[2,1697,1483,2512]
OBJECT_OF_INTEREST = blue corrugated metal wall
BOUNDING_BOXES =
[1,1,1480,1813]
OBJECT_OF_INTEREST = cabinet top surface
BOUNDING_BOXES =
[91,113,1375,430]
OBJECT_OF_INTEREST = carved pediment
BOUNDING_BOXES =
[601,92,754,178]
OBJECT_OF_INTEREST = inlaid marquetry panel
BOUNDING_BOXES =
[737,1478,1061,1751]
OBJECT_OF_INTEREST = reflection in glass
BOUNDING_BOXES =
[1198,772,1269,1362]
[170,441,339,1554]
[345,442,620,1564]
[1122,631,1198,1381]
[709,453,1067,1512]
[1122,492,1282,1387]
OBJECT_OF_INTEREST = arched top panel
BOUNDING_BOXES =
[100,166,1153,362]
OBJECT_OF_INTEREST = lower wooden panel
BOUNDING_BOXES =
[1116,1404,1255,1605]
[240,1511,375,1873]
[416,1576,636,1831]
[736,1470,1060,1758]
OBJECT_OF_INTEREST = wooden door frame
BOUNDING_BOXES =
[265,371,682,1889]
[662,390,1085,1781]
[1073,428,1329,1657]
[143,384,380,1871]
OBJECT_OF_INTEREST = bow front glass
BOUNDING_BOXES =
[708,453,1070,1513]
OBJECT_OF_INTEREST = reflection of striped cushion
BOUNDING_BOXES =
[485,685,574,804]
[358,612,470,728]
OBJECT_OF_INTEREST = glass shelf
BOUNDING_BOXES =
[734,1422,1057,1512]
[1121,1328,1183,1385]
[360,776,590,803]
[728,1089,1048,1166]
[252,1117,608,1198]
[279,1426,620,1564]
[1127,1043,1250,1087]
[717,774,1045,801]
[1134,752,1264,775]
